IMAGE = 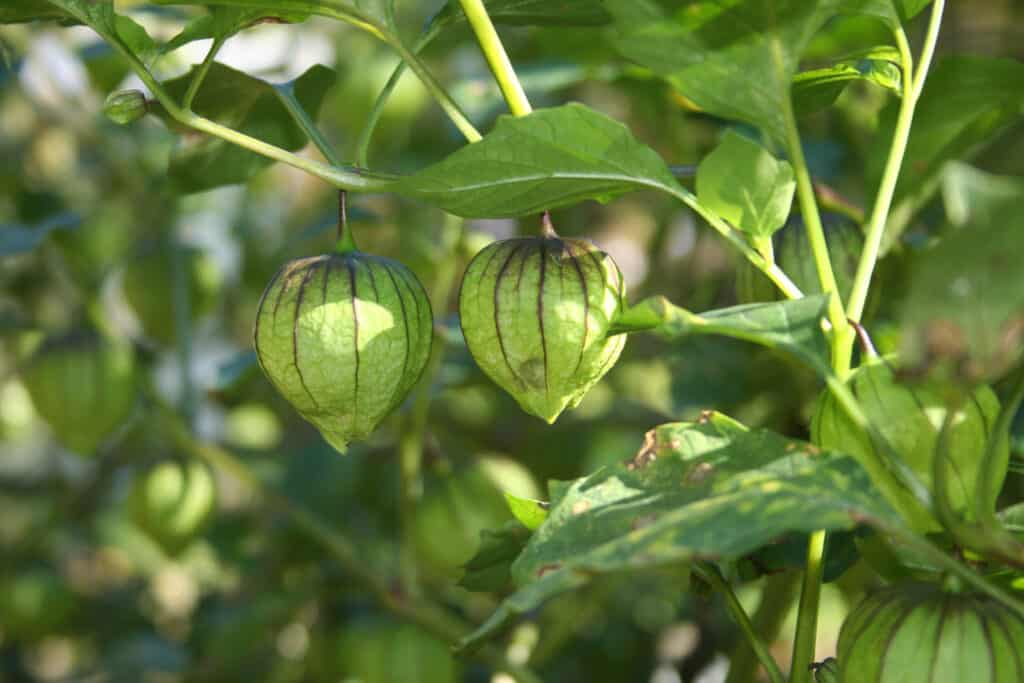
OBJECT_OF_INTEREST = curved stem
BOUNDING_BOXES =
[725,573,799,683]
[842,2,945,366]
[457,0,532,117]
[356,25,440,167]
[386,38,482,143]
[694,563,786,683]
[276,83,343,167]
[182,36,224,111]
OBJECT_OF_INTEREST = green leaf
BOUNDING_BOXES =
[612,295,833,378]
[792,56,901,114]
[1,0,73,24]
[846,0,933,28]
[606,0,845,145]
[900,208,1024,385]
[434,0,611,28]
[162,7,309,54]
[696,130,796,239]
[44,1,157,63]
[393,103,683,217]
[459,413,899,649]
[154,0,393,33]
[873,56,1024,252]
[458,522,531,593]
[940,162,1024,230]
[156,63,335,193]
[504,493,548,531]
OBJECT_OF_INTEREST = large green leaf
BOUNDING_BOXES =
[393,103,683,217]
[872,56,1024,251]
[156,63,335,193]
[612,295,833,377]
[846,0,933,28]
[792,51,901,115]
[900,206,1024,385]
[606,0,844,145]
[696,130,795,240]
[459,412,899,649]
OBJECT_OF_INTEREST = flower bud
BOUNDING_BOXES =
[103,89,148,125]
[458,229,626,423]
[254,251,432,453]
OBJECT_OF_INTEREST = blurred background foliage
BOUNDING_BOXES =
[1,1,1024,681]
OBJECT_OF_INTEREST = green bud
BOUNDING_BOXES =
[21,331,138,456]
[812,358,1007,531]
[254,251,432,453]
[103,89,148,125]
[130,460,217,555]
[459,228,626,423]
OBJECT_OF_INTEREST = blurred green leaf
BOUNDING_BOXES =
[460,412,898,649]
[613,295,832,378]
[606,0,845,145]
[847,0,933,28]
[394,103,682,217]
[874,56,1024,251]
[458,521,531,592]
[156,63,335,193]
[940,162,1024,230]
[696,130,796,239]
[155,0,394,31]
[1,0,73,24]
[162,6,309,54]
[504,492,548,531]
[900,208,1024,384]
[434,0,611,27]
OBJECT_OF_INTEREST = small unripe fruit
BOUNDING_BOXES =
[103,89,148,125]
[21,331,137,456]
[458,223,626,423]
[121,245,222,345]
[812,358,1006,531]
[254,250,432,453]
[129,460,217,555]
[838,582,1024,683]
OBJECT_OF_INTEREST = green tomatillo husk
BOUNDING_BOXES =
[458,220,626,423]
[253,248,432,453]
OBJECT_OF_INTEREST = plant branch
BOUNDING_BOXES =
[182,36,224,111]
[695,563,785,683]
[843,2,945,361]
[386,37,482,143]
[457,0,532,117]
[275,83,343,167]
[725,573,799,683]
[978,363,1024,526]
[790,530,826,683]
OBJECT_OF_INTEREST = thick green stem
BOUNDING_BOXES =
[457,0,532,117]
[789,531,826,683]
[182,36,224,111]
[841,2,945,370]
[695,563,786,683]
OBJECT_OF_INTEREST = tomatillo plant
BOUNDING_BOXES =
[13,1,1024,682]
